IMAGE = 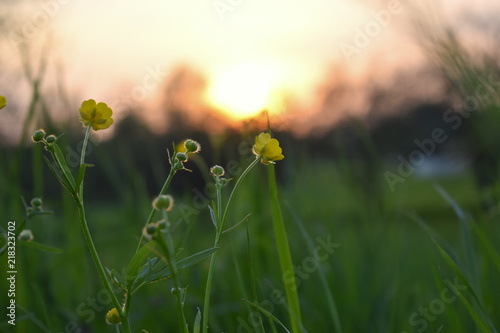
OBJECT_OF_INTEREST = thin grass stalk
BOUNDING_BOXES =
[286,202,342,332]
[268,164,302,332]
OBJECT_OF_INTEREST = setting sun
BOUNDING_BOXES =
[206,62,283,120]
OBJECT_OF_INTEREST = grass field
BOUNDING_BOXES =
[1,124,499,332]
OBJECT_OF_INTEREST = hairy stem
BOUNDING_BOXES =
[202,157,259,333]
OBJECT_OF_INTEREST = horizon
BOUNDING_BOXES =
[1,0,499,144]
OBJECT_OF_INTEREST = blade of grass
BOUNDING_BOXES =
[285,201,342,333]
[18,240,63,254]
[471,221,500,274]
[31,283,53,332]
[443,279,493,333]
[406,212,460,263]
[242,299,291,333]
[268,164,302,332]
[434,184,480,291]
[246,227,265,332]
[433,240,497,332]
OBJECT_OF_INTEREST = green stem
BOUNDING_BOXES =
[155,211,189,333]
[268,164,302,333]
[74,198,131,333]
[202,250,219,333]
[122,294,132,330]
[135,166,177,252]
[76,126,131,332]
[220,158,260,233]
[80,125,92,167]
[202,157,260,333]
[202,182,222,333]
[78,125,93,198]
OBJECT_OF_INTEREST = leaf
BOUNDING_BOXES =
[44,156,74,194]
[50,144,76,191]
[434,185,479,290]
[407,212,460,262]
[242,299,291,333]
[106,267,127,293]
[433,240,497,332]
[267,164,303,331]
[208,204,217,229]
[286,201,342,332]
[30,210,54,217]
[125,242,157,290]
[244,228,266,332]
[18,240,63,254]
[222,213,251,234]
[131,257,166,294]
[130,247,219,294]
[76,163,93,192]
[193,308,202,333]
[471,221,500,274]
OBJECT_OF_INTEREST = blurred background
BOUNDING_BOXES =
[1,0,500,332]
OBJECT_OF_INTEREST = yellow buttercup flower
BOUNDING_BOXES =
[0,95,6,109]
[252,132,284,164]
[105,307,121,325]
[79,99,114,131]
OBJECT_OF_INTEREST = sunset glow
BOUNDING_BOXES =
[206,63,284,120]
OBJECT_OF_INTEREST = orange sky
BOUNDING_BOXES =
[1,0,499,142]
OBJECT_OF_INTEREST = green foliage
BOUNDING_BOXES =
[2,98,500,332]
[2,142,500,332]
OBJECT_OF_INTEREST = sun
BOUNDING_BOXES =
[206,62,283,120]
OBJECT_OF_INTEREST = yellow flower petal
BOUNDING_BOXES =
[79,99,113,131]
[80,99,96,113]
[252,132,285,164]
[96,102,112,118]
[264,139,284,161]
[253,132,271,155]
[105,308,121,325]
[92,118,113,131]
[0,95,6,109]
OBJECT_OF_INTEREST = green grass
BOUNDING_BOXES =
[1,133,499,332]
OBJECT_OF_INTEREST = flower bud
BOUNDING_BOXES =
[143,223,158,240]
[31,198,43,208]
[105,308,121,325]
[210,165,225,176]
[152,195,174,211]
[46,135,57,144]
[32,129,46,142]
[18,229,34,241]
[176,152,188,162]
[184,139,201,153]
